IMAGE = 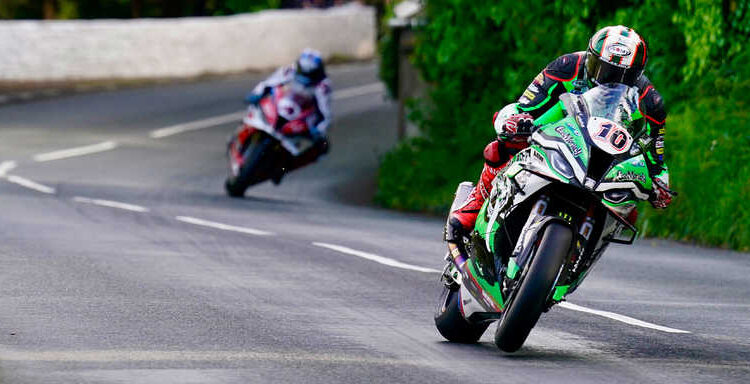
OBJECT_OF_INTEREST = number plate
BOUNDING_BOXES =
[587,117,633,155]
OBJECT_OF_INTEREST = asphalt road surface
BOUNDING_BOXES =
[0,62,748,384]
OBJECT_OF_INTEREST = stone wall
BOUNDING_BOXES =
[0,4,375,84]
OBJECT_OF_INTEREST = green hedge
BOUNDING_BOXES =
[377,0,750,250]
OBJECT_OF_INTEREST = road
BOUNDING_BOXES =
[0,62,748,384]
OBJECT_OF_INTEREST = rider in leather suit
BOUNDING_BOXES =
[447,26,672,240]
[245,48,332,184]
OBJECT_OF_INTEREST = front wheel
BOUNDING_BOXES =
[434,285,490,343]
[494,222,572,352]
[225,134,275,197]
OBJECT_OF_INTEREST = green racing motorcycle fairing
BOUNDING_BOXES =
[453,84,656,321]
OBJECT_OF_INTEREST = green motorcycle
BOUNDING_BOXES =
[435,83,670,352]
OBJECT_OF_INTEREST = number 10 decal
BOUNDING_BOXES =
[588,117,633,155]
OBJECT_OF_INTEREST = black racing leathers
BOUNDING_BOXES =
[493,51,668,178]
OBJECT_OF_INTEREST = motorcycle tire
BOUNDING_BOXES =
[225,135,274,198]
[494,222,572,352]
[434,284,490,343]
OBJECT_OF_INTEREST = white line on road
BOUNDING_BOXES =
[148,83,385,139]
[4,175,56,194]
[72,196,150,213]
[33,141,118,162]
[559,302,691,334]
[149,112,243,139]
[0,160,17,177]
[313,242,441,274]
[332,82,385,100]
[175,216,273,236]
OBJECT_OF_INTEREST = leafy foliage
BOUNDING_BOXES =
[377,0,750,250]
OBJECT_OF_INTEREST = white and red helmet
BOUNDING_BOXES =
[586,25,648,86]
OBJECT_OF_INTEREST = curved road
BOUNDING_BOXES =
[0,62,748,383]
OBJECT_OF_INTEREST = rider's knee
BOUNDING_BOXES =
[483,140,507,167]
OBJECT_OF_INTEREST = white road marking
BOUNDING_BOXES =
[33,141,118,162]
[0,160,17,177]
[149,112,243,139]
[559,302,691,334]
[175,216,273,236]
[313,242,441,273]
[4,175,56,194]
[332,82,385,100]
[72,196,149,213]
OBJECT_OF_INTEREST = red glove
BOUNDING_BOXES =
[502,113,534,135]
[650,176,674,209]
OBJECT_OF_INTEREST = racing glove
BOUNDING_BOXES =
[244,86,270,105]
[498,112,534,141]
[650,172,674,209]
[244,92,263,105]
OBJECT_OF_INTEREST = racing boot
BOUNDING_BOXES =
[445,140,514,242]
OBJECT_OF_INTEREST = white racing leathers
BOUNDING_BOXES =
[249,66,332,137]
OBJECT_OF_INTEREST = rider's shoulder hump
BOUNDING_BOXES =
[543,52,585,83]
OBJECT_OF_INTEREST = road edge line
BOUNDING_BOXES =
[312,242,441,274]
[72,196,150,213]
[175,216,274,236]
[33,141,118,162]
[559,302,691,334]
[5,175,56,194]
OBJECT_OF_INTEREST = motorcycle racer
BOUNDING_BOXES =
[245,48,332,183]
[447,25,673,241]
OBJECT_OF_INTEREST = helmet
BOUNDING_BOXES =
[586,26,647,86]
[295,49,326,86]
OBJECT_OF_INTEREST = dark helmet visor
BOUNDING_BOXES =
[586,53,641,86]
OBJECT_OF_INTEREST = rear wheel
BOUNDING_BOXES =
[434,285,490,343]
[225,135,274,197]
[494,222,572,352]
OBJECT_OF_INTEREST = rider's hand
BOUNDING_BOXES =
[498,113,534,142]
[244,92,263,105]
[497,113,534,144]
[650,176,674,209]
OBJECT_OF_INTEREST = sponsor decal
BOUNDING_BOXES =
[522,89,536,100]
[533,72,544,86]
[519,96,531,105]
[607,43,632,57]
[554,125,583,156]
[512,148,545,167]
[614,170,646,183]
[528,84,540,93]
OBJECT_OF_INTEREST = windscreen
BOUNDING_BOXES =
[582,83,640,133]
